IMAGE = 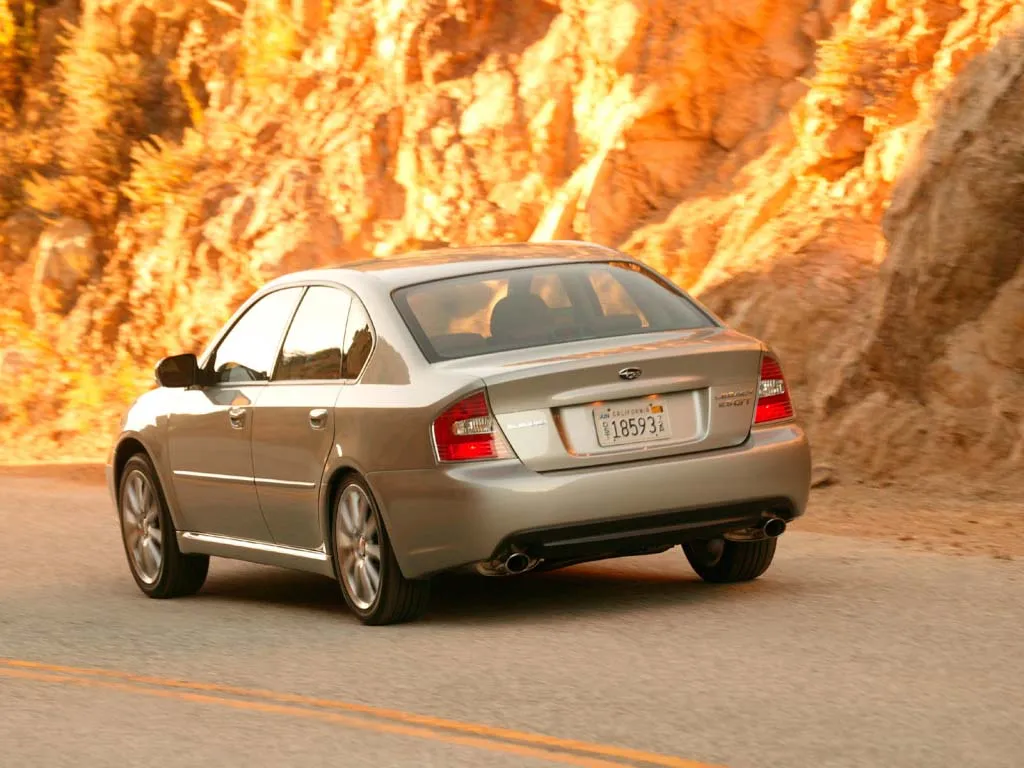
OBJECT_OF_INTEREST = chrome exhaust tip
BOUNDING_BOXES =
[762,518,786,538]
[505,552,531,574]
[474,550,541,576]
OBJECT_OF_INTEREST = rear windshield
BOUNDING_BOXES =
[392,261,715,362]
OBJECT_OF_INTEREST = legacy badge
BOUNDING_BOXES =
[715,389,754,408]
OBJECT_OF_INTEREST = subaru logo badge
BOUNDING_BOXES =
[618,367,642,381]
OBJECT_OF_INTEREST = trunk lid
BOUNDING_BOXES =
[437,327,765,471]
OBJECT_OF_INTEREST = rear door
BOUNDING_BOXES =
[251,286,352,551]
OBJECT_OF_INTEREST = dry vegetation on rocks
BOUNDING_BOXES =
[0,0,1022,490]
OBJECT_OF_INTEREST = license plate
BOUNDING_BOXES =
[593,399,672,448]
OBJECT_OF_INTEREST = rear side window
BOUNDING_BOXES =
[341,300,374,379]
[393,262,713,362]
[275,286,352,381]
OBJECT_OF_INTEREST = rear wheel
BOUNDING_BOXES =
[682,537,777,583]
[118,454,209,598]
[332,477,430,625]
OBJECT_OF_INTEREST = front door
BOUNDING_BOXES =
[251,286,353,550]
[167,287,304,541]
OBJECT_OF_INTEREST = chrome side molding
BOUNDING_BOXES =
[173,470,252,484]
[254,477,317,488]
[173,470,316,489]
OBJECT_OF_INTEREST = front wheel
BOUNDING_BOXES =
[332,477,430,625]
[118,454,209,598]
[682,537,777,583]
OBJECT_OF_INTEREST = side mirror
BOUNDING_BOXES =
[155,353,200,388]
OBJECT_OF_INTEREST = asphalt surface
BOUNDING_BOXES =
[1,472,1022,768]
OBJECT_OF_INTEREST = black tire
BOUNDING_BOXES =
[331,476,430,625]
[682,537,777,583]
[118,453,209,599]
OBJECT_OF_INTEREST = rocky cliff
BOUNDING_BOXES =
[0,0,1022,479]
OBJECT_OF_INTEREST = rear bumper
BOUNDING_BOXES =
[368,424,812,579]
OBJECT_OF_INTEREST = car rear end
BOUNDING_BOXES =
[368,256,811,579]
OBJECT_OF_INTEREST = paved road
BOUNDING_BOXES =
[1,472,1022,768]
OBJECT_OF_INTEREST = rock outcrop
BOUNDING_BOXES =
[823,31,1024,473]
[0,0,1022,475]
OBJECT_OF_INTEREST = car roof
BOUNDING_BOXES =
[269,241,635,292]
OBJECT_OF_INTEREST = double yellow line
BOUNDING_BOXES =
[0,659,721,768]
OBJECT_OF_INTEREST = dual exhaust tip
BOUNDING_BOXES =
[504,552,532,574]
[475,550,539,576]
[724,516,787,543]
[494,519,786,576]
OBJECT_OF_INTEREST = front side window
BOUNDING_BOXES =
[393,262,713,362]
[275,287,353,381]
[210,288,303,384]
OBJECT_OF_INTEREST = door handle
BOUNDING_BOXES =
[228,406,246,429]
[309,408,328,430]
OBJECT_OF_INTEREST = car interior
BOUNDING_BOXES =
[428,269,649,359]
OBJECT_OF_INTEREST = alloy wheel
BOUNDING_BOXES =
[121,469,163,584]
[335,484,383,610]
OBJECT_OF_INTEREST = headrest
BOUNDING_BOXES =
[489,293,552,344]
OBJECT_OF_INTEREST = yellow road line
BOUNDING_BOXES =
[0,667,628,767]
[0,659,722,768]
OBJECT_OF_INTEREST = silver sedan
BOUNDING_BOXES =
[108,242,812,624]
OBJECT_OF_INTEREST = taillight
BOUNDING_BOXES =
[432,391,514,463]
[754,355,794,425]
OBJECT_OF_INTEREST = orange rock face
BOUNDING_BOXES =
[0,0,1022,476]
